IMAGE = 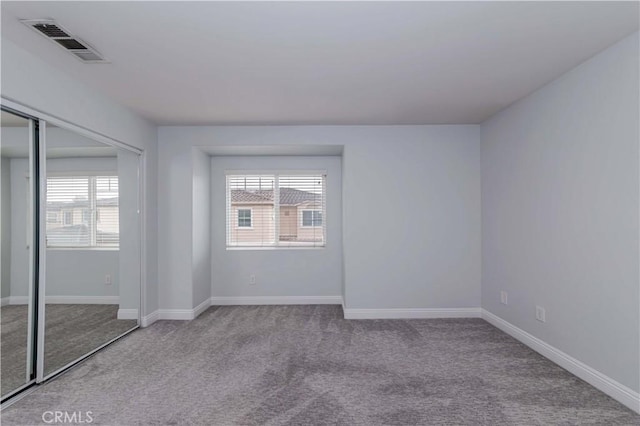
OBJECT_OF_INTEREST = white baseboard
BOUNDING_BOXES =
[117,308,139,320]
[7,295,119,305]
[343,307,481,319]
[141,310,159,327]
[156,308,195,320]
[46,296,120,304]
[0,297,9,307]
[153,296,342,322]
[210,296,343,305]
[482,309,640,414]
[7,296,28,305]
[156,298,212,321]
[193,298,211,318]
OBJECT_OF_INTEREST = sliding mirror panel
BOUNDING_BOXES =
[1,110,36,398]
[43,124,140,378]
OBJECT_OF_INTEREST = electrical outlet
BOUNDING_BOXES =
[500,291,508,305]
[105,274,112,285]
[535,305,546,323]
[249,274,256,285]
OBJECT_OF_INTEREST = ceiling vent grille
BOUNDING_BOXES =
[21,19,108,64]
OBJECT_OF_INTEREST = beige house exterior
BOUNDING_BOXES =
[46,197,119,246]
[229,188,323,245]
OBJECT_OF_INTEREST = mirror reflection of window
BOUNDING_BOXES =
[43,124,139,378]
[46,176,119,248]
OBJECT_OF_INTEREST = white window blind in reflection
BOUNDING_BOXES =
[95,177,119,247]
[46,176,119,248]
[226,173,326,248]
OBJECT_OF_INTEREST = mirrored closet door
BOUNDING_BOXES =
[1,109,38,399]
[1,103,142,401]
[42,124,140,378]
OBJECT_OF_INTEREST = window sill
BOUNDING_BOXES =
[46,247,120,251]
[226,245,325,251]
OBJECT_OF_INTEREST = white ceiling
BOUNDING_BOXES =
[1,1,638,125]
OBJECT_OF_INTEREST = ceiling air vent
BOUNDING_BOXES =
[21,19,108,64]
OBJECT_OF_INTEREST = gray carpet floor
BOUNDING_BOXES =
[1,305,638,425]
[0,305,28,397]
[1,304,137,397]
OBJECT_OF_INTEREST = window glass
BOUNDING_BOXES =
[226,174,325,248]
[238,209,252,227]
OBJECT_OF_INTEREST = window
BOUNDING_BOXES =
[226,173,326,248]
[46,175,119,248]
[63,211,73,226]
[237,209,252,228]
[302,210,322,227]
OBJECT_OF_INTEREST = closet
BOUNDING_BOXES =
[1,106,142,401]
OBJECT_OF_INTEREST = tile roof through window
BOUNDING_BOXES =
[231,188,320,206]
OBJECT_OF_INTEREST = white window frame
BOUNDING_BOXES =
[236,208,253,229]
[300,209,323,228]
[226,170,327,249]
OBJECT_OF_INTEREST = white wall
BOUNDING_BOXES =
[118,150,141,313]
[341,151,348,306]
[157,125,480,311]
[1,156,12,299]
[45,251,119,298]
[1,39,158,316]
[481,32,639,393]
[2,127,109,152]
[192,148,211,307]
[343,128,481,309]
[210,156,343,299]
[9,158,30,299]
[156,137,194,310]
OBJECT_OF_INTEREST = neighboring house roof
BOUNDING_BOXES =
[231,190,272,203]
[231,188,320,206]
